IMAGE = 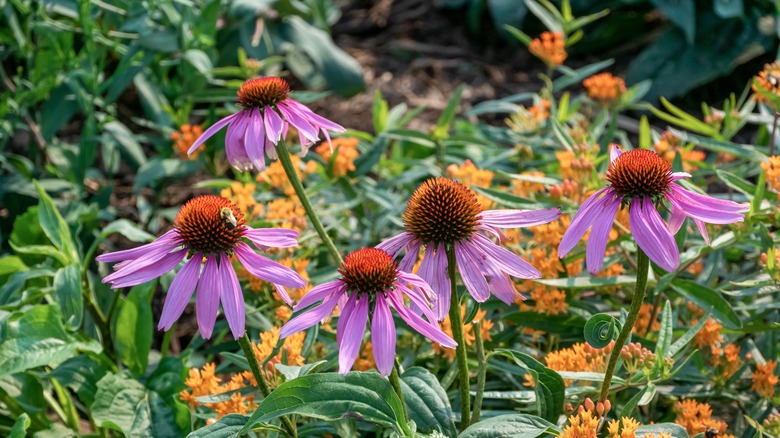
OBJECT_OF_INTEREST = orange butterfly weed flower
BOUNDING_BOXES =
[529,31,567,67]
[172,124,204,159]
[751,360,779,398]
[583,73,626,105]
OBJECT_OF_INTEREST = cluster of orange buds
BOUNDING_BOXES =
[764,413,780,436]
[583,73,626,105]
[257,154,316,196]
[549,179,579,199]
[556,142,598,183]
[619,341,668,375]
[315,137,360,177]
[752,61,780,106]
[528,98,551,121]
[529,31,567,67]
[559,398,612,438]
[171,124,204,159]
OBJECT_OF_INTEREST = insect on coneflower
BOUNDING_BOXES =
[279,248,455,376]
[558,145,748,273]
[97,195,306,339]
[377,177,561,320]
[187,76,345,171]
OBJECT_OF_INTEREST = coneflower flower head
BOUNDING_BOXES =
[559,145,748,274]
[279,247,455,377]
[97,195,306,340]
[187,76,345,172]
[378,177,561,320]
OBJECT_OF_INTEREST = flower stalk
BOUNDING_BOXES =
[274,143,343,264]
[471,319,487,425]
[599,248,650,403]
[238,333,297,437]
[446,245,471,429]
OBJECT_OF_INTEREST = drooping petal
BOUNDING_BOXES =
[243,227,299,249]
[263,108,284,143]
[219,259,246,339]
[245,108,267,170]
[371,296,396,377]
[158,254,202,331]
[629,198,680,272]
[693,218,710,245]
[471,234,541,279]
[398,240,421,273]
[667,203,687,235]
[225,111,252,171]
[277,101,319,143]
[103,244,179,284]
[96,230,180,263]
[274,284,293,306]
[293,281,345,311]
[585,196,622,274]
[478,256,517,304]
[187,113,239,155]
[196,254,221,339]
[668,186,747,222]
[234,242,305,288]
[388,292,457,348]
[610,144,623,163]
[336,294,357,347]
[280,293,340,338]
[396,282,437,324]
[376,232,416,257]
[454,242,490,302]
[396,271,435,302]
[286,99,346,132]
[417,244,450,320]
[106,249,187,288]
[671,172,691,182]
[478,207,561,229]
[337,295,369,374]
[558,188,616,257]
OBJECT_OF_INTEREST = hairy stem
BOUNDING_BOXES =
[446,246,471,429]
[599,249,650,403]
[274,143,343,264]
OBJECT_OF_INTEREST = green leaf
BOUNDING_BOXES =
[459,413,560,438]
[99,219,155,242]
[488,0,528,41]
[503,312,586,336]
[535,275,639,289]
[33,181,78,263]
[241,372,409,435]
[649,0,695,43]
[134,158,199,193]
[433,85,465,139]
[53,263,83,329]
[668,307,712,357]
[401,367,457,436]
[524,0,562,33]
[716,170,756,197]
[49,356,108,407]
[656,301,673,358]
[713,0,743,18]
[183,49,214,80]
[636,423,689,438]
[620,384,655,418]
[493,350,564,422]
[274,360,327,381]
[584,313,619,349]
[670,280,741,329]
[470,186,549,210]
[112,282,154,377]
[188,414,249,437]
[9,413,30,438]
[103,120,147,168]
[381,129,437,148]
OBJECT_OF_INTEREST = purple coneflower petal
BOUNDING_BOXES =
[280,293,341,338]
[277,101,319,143]
[454,242,490,302]
[668,203,687,235]
[225,111,252,171]
[396,282,437,324]
[610,144,623,162]
[388,292,457,348]
[667,187,746,224]
[396,271,435,302]
[558,188,615,257]
[338,296,369,374]
[480,258,517,304]
[219,258,246,339]
[478,207,561,229]
[287,99,346,133]
[234,242,305,288]
[196,255,221,339]
[398,241,421,272]
[376,232,416,257]
[158,254,202,331]
[274,284,293,306]
[693,219,710,245]
[107,249,187,288]
[294,281,344,311]
[336,295,357,347]
[96,230,179,263]
[671,172,691,182]
[372,296,396,377]
[671,185,748,213]
[472,234,541,279]
[630,198,679,272]
[187,113,239,155]
[245,109,267,170]
[103,245,176,283]
[243,227,299,249]
[585,196,622,274]
[263,108,284,143]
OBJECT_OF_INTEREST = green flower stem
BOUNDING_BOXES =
[389,363,409,425]
[599,248,650,403]
[446,246,471,430]
[770,111,778,156]
[274,143,343,264]
[471,320,487,425]
[238,333,297,438]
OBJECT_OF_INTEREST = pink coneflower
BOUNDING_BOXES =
[279,248,456,377]
[187,76,345,171]
[97,195,305,339]
[376,177,561,320]
[558,145,748,273]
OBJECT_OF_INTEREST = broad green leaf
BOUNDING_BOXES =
[0,255,28,278]
[53,263,83,329]
[274,360,327,381]
[636,423,688,438]
[188,414,249,437]
[33,181,78,263]
[459,413,559,438]
[183,49,214,79]
[134,158,199,193]
[524,0,562,33]
[9,413,30,438]
[112,282,154,377]
[241,372,409,435]
[670,280,741,329]
[103,120,147,168]
[99,219,155,242]
[401,367,457,436]
[620,384,655,418]
[668,129,767,163]
[49,356,108,407]
[493,349,564,422]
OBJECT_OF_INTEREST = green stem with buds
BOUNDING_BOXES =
[446,246,471,429]
[599,248,650,403]
[274,143,343,264]
[238,333,297,437]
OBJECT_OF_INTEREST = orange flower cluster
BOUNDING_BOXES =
[545,342,612,382]
[674,399,730,436]
[557,146,597,185]
[315,137,360,177]
[353,342,376,372]
[529,31,567,67]
[653,132,706,172]
[252,327,306,380]
[549,179,580,200]
[752,61,780,105]
[751,360,778,398]
[171,124,204,159]
[257,154,315,196]
[559,398,610,438]
[529,98,551,121]
[265,197,307,231]
[447,160,494,209]
[633,303,660,335]
[606,416,641,438]
[432,306,493,361]
[583,73,626,105]
[510,171,548,198]
[179,363,256,420]
[689,313,743,381]
[220,182,263,219]
[760,156,780,193]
